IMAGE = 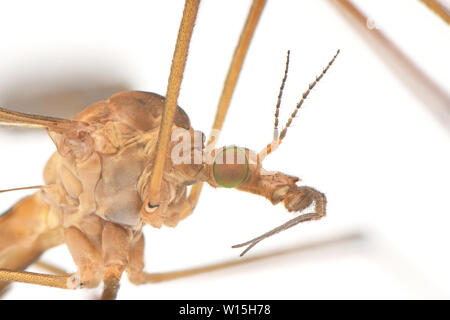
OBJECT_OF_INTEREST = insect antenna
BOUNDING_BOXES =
[279,49,340,142]
[273,50,290,141]
[259,49,340,160]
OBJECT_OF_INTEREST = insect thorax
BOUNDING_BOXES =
[41,91,202,230]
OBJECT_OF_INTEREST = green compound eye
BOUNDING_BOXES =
[213,147,249,188]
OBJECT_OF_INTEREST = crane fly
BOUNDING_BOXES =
[0,0,339,299]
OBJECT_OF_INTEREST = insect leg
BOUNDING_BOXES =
[126,197,198,285]
[64,226,103,289]
[126,241,175,285]
[126,232,184,285]
[64,219,133,299]
[187,0,267,210]
[0,193,64,292]
[126,233,165,285]
[126,233,145,285]
[147,0,200,209]
[0,269,75,289]
[33,260,68,275]
[100,222,131,300]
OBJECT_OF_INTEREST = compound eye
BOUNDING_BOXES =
[213,147,249,188]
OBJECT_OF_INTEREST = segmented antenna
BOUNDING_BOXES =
[259,49,340,160]
[273,50,290,141]
[278,49,340,142]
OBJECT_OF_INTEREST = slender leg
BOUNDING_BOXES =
[33,261,68,275]
[101,277,120,300]
[64,226,103,288]
[146,0,200,209]
[0,193,64,292]
[0,269,76,289]
[126,233,146,285]
[187,0,267,210]
[127,233,167,285]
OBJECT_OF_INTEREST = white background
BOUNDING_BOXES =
[0,0,449,299]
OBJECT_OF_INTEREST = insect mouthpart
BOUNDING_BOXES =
[213,146,249,188]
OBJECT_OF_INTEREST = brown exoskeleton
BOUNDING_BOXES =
[0,0,339,299]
